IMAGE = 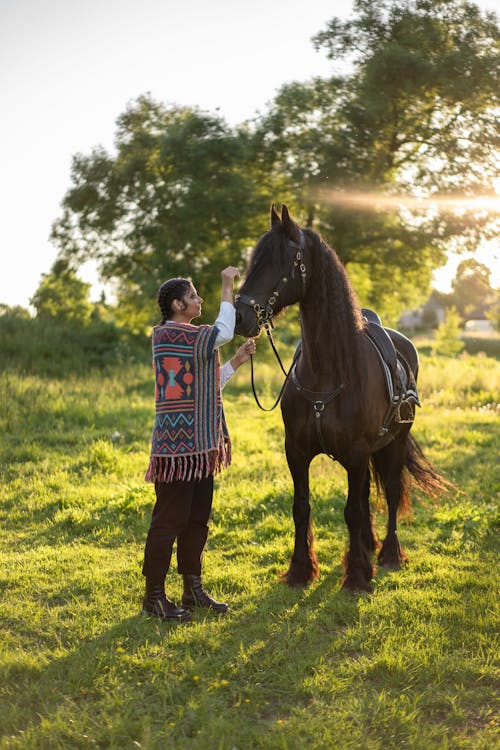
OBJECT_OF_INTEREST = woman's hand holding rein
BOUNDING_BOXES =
[230,338,256,370]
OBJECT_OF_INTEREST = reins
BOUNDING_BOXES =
[248,326,344,460]
[249,326,300,412]
[260,320,288,376]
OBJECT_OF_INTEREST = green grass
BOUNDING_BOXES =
[0,352,499,749]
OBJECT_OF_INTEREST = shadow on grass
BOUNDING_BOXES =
[2,514,498,746]
[0,569,363,746]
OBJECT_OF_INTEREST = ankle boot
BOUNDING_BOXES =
[142,581,191,622]
[182,574,229,613]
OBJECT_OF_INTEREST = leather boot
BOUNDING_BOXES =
[182,574,229,613]
[142,581,191,622]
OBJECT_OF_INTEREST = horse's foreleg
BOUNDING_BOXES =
[282,441,318,587]
[342,464,375,593]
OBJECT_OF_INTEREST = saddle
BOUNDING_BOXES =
[363,310,420,447]
[291,310,421,455]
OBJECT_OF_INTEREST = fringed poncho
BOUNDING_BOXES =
[145,322,231,483]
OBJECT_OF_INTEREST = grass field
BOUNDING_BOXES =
[0,344,499,749]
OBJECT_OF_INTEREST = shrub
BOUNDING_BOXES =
[432,307,465,357]
[0,308,148,377]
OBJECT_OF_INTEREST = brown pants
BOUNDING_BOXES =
[142,475,214,582]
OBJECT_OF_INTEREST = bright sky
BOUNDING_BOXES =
[1,0,498,309]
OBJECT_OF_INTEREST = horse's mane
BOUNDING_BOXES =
[245,228,290,285]
[302,228,366,386]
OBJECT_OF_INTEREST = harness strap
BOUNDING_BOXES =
[291,364,344,459]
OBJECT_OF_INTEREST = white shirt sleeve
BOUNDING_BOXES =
[220,361,235,390]
[213,301,235,348]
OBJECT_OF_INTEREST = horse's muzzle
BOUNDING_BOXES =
[234,303,260,338]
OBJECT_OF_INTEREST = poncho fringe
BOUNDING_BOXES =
[145,439,232,483]
[144,321,231,483]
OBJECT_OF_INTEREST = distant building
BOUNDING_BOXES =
[399,292,446,330]
[464,319,495,333]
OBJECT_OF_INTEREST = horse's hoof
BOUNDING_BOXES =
[378,547,408,570]
[280,571,311,588]
[378,559,402,570]
[285,577,309,589]
[341,575,373,594]
[280,565,318,588]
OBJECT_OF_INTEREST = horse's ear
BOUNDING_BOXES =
[281,204,297,239]
[270,203,281,227]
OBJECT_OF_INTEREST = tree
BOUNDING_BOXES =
[51,96,269,329]
[30,262,93,323]
[486,294,500,331]
[451,258,495,318]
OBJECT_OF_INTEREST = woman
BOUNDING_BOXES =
[142,266,255,622]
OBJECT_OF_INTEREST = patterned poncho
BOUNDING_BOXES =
[145,321,231,483]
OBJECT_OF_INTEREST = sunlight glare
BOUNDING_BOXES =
[315,188,500,214]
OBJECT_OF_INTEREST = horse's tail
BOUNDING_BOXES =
[404,433,453,502]
[371,433,453,516]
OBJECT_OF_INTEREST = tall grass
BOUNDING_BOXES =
[0,320,499,749]
[0,311,148,376]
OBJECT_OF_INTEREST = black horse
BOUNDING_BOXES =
[235,204,445,593]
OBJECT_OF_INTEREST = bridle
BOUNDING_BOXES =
[234,231,307,410]
[235,230,307,342]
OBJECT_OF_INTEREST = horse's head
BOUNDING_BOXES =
[235,204,307,337]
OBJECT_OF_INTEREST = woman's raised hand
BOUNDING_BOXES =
[221,266,240,282]
[221,266,241,302]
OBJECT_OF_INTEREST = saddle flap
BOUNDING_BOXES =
[365,321,420,407]
[366,321,398,385]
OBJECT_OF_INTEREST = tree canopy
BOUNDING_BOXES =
[451,258,496,318]
[258,0,500,318]
[30,262,94,324]
[50,0,500,327]
[51,98,269,328]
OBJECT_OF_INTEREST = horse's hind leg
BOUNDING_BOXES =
[373,435,410,569]
[342,464,375,593]
[360,466,379,555]
[282,440,319,587]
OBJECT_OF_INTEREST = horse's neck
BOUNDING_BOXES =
[298,303,345,387]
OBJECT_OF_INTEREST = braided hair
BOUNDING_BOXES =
[157,278,191,324]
